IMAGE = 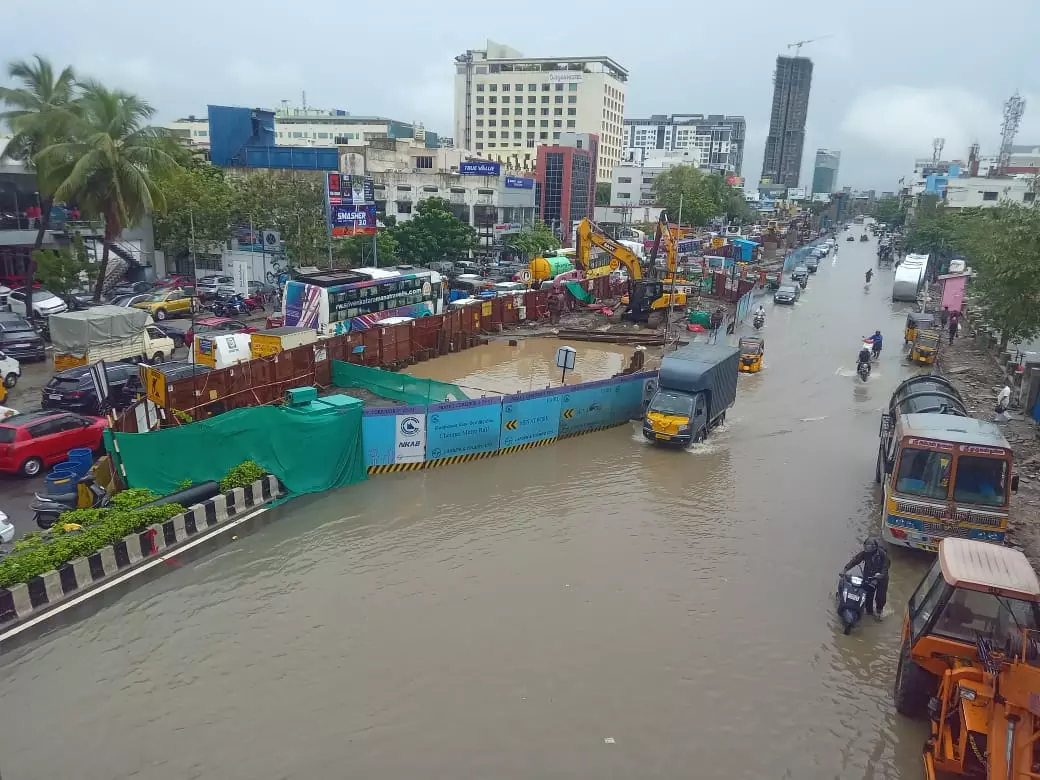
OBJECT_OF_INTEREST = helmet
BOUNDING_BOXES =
[863,538,879,554]
[874,330,881,336]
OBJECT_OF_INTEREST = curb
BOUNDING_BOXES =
[0,475,281,627]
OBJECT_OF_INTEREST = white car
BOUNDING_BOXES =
[7,288,68,318]
[0,353,20,388]
[0,509,14,544]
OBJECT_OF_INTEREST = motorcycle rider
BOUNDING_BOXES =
[864,268,873,283]
[866,330,883,358]
[857,343,872,374]
[754,304,766,320]
[843,538,890,619]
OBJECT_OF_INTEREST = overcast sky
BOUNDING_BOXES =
[7,0,1039,191]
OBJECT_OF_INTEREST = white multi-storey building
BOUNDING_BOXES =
[623,114,745,175]
[607,151,699,222]
[453,40,627,182]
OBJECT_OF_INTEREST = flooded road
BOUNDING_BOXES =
[1,231,938,779]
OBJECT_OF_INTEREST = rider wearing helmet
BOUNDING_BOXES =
[865,268,873,283]
[843,538,890,619]
[858,343,872,368]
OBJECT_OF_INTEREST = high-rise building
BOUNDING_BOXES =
[623,114,745,175]
[535,133,598,246]
[760,56,814,188]
[811,148,840,194]
[454,40,626,182]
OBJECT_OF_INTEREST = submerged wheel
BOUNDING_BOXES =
[893,639,933,717]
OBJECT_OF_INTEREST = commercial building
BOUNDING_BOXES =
[760,56,814,188]
[534,133,598,245]
[453,40,626,182]
[608,150,700,221]
[623,114,745,175]
[942,177,1035,209]
[811,148,840,194]
[167,105,440,152]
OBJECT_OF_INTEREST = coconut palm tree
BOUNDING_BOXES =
[37,81,180,300]
[0,56,77,315]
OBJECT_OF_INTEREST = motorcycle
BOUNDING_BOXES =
[32,478,110,530]
[240,294,264,313]
[837,568,873,634]
[753,313,765,330]
[857,360,871,382]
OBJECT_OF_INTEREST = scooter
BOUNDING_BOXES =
[857,360,871,382]
[32,478,110,529]
[837,568,873,634]
[753,313,765,330]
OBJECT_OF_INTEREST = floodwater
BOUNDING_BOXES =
[0,229,939,780]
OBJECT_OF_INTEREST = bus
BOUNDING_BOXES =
[282,267,445,336]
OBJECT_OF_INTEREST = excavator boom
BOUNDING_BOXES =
[575,219,644,280]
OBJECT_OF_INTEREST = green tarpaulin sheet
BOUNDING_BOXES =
[113,403,366,497]
[332,360,469,405]
[566,281,596,304]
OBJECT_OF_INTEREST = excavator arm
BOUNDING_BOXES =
[646,212,677,281]
[575,219,644,281]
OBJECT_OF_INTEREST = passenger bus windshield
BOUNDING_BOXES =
[933,587,1040,646]
[953,456,1009,506]
[649,391,694,417]
[896,447,952,500]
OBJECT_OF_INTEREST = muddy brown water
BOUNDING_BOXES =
[1,236,942,779]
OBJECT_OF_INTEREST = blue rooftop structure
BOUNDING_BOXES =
[207,105,338,171]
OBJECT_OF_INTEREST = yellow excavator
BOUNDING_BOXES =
[574,216,686,328]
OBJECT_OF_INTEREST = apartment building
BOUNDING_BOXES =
[623,114,745,175]
[453,40,627,182]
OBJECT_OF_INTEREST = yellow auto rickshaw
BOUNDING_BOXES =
[738,336,764,373]
[904,311,935,344]
[907,329,940,365]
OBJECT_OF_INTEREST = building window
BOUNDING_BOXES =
[567,108,576,116]
[501,83,509,91]
[526,140,535,148]
[397,201,412,214]
[983,191,998,201]
[476,96,484,103]
[476,142,483,150]
[515,83,523,91]
[540,120,548,128]
[568,96,577,104]
[502,96,510,103]
[422,185,438,192]
[317,132,329,139]
[476,119,483,127]
[476,131,483,138]
[542,83,550,91]
[527,132,535,138]
[527,120,535,128]
[514,108,522,116]
[489,96,497,103]
[554,108,562,116]
[416,156,433,169]
[291,131,303,138]
[528,83,536,91]
[642,177,654,184]
[514,132,522,140]
[541,108,549,116]
[1026,192,1037,202]
[569,83,578,91]
[501,120,508,127]
[553,132,560,140]
[618,176,632,183]
[553,120,562,128]
[487,142,495,148]
[528,96,536,104]
[476,108,484,115]
[489,108,497,115]
[555,83,564,91]
[541,96,549,104]
[554,95,563,104]
[476,84,485,92]
[540,132,548,140]
[566,120,575,128]
[489,131,496,139]
[527,108,535,116]
[617,192,631,199]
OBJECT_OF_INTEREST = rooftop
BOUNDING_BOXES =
[901,413,1011,449]
[939,539,1040,599]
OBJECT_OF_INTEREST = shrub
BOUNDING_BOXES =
[219,460,266,492]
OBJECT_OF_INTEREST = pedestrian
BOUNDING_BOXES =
[939,306,950,329]
[948,314,959,344]
[995,383,1011,422]
[547,288,561,326]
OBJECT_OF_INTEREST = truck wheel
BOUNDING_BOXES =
[893,639,933,717]
[20,456,42,477]
[155,308,168,321]
[151,352,165,364]
[3,372,17,389]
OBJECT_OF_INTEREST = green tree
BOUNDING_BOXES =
[651,165,721,226]
[872,197,905,226]
[37,81,180,301]
[232,171,326,268]
[0,55,78,317]
[595,181,611,206]
[332,231,398,268]
[504,220,560,258]
[393,197,477,265]
[33,235,96,297]
[153,164,234,261]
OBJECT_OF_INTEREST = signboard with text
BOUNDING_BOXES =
[330,204,378,237]
[460,161,501,176]
[504,176,534,189]
[326,172,373,206]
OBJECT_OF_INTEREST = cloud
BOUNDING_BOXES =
[841,86,1000,159]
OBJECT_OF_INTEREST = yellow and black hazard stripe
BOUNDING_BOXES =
[558,423,619,440]
[425,451,499,470]
[499,438,557,455]
[367,462,425,475]
[504,419,519,431]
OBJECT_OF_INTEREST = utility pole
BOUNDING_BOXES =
[666,193,682,343]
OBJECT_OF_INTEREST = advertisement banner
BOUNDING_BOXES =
[426,397,503,461]
[557,380,618,437]
[504,176,534,189]
[330,204,378,237]
[283,281,322,328]
[326,172,374,206]
[460,161,501,176]
[326,172,344,206]
[362,406,426,467]
[493,222,522,237]
[233,225,264,252]
[231,259,249,295]
[500,387,562,447]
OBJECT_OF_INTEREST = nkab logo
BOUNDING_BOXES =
[399,416,422,436]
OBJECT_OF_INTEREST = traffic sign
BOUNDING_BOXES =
[142,365,167,407]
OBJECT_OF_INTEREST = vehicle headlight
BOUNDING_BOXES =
[677,424,690,432]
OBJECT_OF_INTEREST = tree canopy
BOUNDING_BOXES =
[651,165,751,225]
[503,220,559,258]
[33,235,96,297]
[153,164,235,259]
[872,197,906,226]
[393,197,477,265]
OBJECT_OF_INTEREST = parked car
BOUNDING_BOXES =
[0,352,20,389]
[185,317,257,346]
[109,293,152,309]
[774,284,799,305]
[0,312,46,361]
[42,361,140,415]
[790,266,809,283]
[132,289,196,321]
[122,361,213,405]
[154,274,195,289]
[152,322,188,347]
[805,257,820,273]
[196,275,234,300]
[0,409,108,477]
[106,280,154,300]
[7,288,68,319]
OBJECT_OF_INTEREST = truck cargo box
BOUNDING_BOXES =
[658,343,740,418]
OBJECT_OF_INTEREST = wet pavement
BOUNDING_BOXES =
[0,232,944,778]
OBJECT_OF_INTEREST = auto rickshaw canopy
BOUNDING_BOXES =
[906,312,935,329]
[739,336,764,354]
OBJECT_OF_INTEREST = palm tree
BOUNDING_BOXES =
[37,81,180,300]
[0,56,77,316]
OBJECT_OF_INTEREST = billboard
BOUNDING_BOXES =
[460,161,501,176]
[330,204,378,237]
[326,172,373,206]
[787,187,807,200]
[505,176,534,189]
[493,222,522,237]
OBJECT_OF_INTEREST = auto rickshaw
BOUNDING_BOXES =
[765,272,782,290]
[907,329,940,365]
[738,336,764,373]
[904,311,935,344]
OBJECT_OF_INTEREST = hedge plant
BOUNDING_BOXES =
[219,460,266,492]
[0,489,185,588]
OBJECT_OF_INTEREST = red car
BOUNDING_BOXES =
[155,274,195,289]
[0,410,108,477]
[185,317,258,346]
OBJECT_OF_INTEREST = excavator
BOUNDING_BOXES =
[894,538,1040,779]
[574,216,685,328]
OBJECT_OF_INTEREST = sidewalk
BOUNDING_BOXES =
[937,330,1040,563]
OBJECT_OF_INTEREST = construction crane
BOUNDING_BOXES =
[786,34,833,57]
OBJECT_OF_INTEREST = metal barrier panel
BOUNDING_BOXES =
[362,405,427,468]
[557,378,619,437]
[425,397,503,463]
[499,387,563,448]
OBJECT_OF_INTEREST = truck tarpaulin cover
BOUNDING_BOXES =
[112,403,366,496]
[50,305,149,357]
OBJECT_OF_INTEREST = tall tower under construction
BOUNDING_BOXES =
[760,55,814,188]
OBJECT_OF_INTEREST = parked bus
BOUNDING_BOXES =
[892,253,928,302]
[282,267,444,336]
[877,376,1017,552]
